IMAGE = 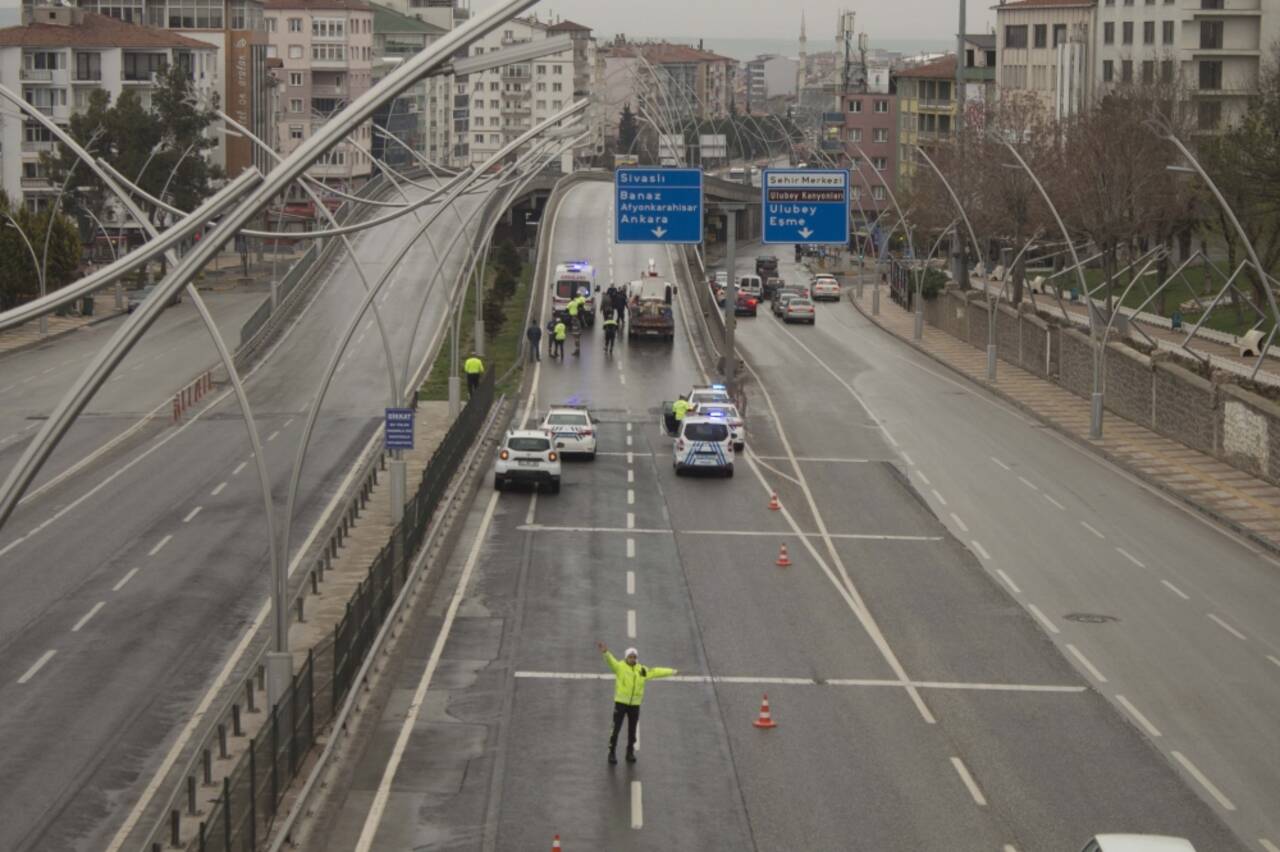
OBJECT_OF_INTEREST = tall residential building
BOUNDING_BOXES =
[827,85,897,224]
[995,0,1094,119]
[895,54,957,185]
[369,1,444,168]
[264,0,374,190]
[71,0,271,176]
[0,6,218,209]
[745,53,798,110]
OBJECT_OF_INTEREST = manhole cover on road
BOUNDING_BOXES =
[1064,613,1119,624]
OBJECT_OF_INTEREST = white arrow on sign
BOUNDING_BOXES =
[652,227,668,238]
[798,227,813,239]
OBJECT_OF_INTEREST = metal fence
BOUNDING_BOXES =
[196,370,495,852]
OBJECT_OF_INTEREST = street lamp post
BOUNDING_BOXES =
[5,217,46,335]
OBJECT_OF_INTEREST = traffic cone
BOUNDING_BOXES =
[775,543,791,567]
[753,693,777,729]
[768,491,781,511]
[551,835,562,850]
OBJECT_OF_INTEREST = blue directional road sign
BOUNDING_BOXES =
[385,407,415,451]
[615,167,703,244]
[761,168,850,245]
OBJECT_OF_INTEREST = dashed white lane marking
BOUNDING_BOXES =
[17,650,57,684]
[915,470,932,486]
[1208,613,1248,641]
[112,568,139,592]
[626,452,634,465]
[950,513,969,533]
[627,469,634,484]
[1258,838,1280,852]
[627,571,635,595]
[1066,644,1107,683]
[753,456,883,463]
[183,506,202,523]
[72,601,106,633]
[1161,579,1191,600]
[627,489,635,505]
[1171,751,1236,811]
[1026,603,1059,634]
[1043,494,1066,510]
[626,422,632,432]
[995,569,1022,595]
[1116,695,1163,738]
[1267,655,1280,670]
[990,456,1010,471]
[626,609,636,638]
[970,540,991,561]
[519,524,942,541]
[148,535,172,557]
[232,461,247,476]
[211,482,227,496]
[620,374,626,385]
[630,780,643,829]
[626,513,635,529]
[900,451,914,466]
[267,430,280,442]
[1017,475,1038,491]
[524,493,538,526]
[950,757,988,806]
[626,537,635,559]
[41,366,57,375]
[1081,521,1105,539]
[1115,547,1146,568]
[282,418,294,428]
[626,435,632,447]
[930,488,947,506]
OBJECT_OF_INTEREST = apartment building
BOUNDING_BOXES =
[895,54,956,187]
[265,0,374,189]
[0,6,218,208]
[995,0,1095,118]
[745,53,798,110]
[369,2,443,167]
[601,40,736,125]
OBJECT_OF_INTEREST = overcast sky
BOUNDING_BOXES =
[535,1,997,42]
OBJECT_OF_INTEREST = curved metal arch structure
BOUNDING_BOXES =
[911,144,986,276]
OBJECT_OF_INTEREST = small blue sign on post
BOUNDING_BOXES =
[385,408,415,451]
[761,168,850,245]
[615,167,703,244]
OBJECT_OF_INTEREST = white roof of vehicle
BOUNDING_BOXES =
[1089,836,1196,852]
[508,429,552,440]
[545,406,591,417]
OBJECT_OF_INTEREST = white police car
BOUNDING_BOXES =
[697,402,745,452]
[494,430,560,493]
[686,383,733,409]
[673,415,735,477]
[540,405,598,459]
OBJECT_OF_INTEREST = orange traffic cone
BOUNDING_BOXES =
[753,693,777,729]
[775,543,791,567]
[551,835,562,851]
[768,491,781,511]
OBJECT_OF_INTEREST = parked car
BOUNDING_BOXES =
[783,297,816,324]
[493,430,560,493]
[539,405,597,459]
[672,415,735,477]
[698,402,746,451]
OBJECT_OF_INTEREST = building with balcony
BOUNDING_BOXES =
[836,87,897,224]
[745,53,799,111]
[0,6,217,208]
[601,39,737,130]
[895,54,958,187]
[70,0,271,176]
[995,0,1094,119]
[369,2,443,168]
[265,0,374,189]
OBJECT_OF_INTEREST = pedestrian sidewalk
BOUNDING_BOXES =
[847,280,1280,554]
[0,295,123,358]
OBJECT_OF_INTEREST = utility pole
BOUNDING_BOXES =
[721,204,744,392]
[955,0,969,290]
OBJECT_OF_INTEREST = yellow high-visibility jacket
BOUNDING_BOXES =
[604,651,676,706]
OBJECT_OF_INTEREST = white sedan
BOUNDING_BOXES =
[540,405,598,459]
[811,275,841,301]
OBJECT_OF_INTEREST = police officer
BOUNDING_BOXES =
[463,352,484,396]
[667,395,690,435]
[566,294,581,331]
[552,318,567,358]
[601,310,619,354]
[595,641,676,765]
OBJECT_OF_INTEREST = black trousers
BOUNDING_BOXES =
[609,702,640,753]
[467,373,480,394]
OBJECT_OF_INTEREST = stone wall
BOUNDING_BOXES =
[967,295,989,350]
[1218,385,1280,483]
[996,304,1020,365]
[1103,342,1154,428]
[1059,329,1095,400]
[1153,361,1216,455]
[1019,311,1053,379]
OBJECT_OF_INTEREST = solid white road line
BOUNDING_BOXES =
[991,456,1010,471]
[232,461,247,476]
[211,482,227,496]
[950,757,988,806]
[949,513,969,533]
[627,489,635,505]
[630,781,643,829]
[1116,547,1146,568]
[1026,603,1060,634]
[1208,613,1248,641]
[626,537,635,558]
[1161,580,1191,600]
[183,506,202,523]
[72,601,106,633]
[971,540,991,561]
[1267,655,1280,670]
[752,456,881,463]
[627,609,636,639]
[148,534,172,557]
[517,524,944,542]
[930,488,948,506]
[354,490,501,852]
[512,672,1086,692]
[112,567,138,592]
[1081,521,1105,539]
[1066,644,1108,683]
[1116,695,1162,738]
[915,470,932,486]
[1043,494,1066,510]
[995,569,1022,595]
[1017,476,1038,491]
[900,451,914,466]
[627,571,635,595]
[1171,751,1236,811]
[1258,838,1280,852]
[17,650,57,684]
[524,493,538,526]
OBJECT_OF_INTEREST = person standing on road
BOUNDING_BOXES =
[552,319,567,359]
[463,352,484,396]
[567,295,581,331]
[526,320,543,362]
[596,641,676,765]
[601,311,618,354]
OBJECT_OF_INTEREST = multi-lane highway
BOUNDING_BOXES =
[0,181,485,851]
[307,180,1252,850]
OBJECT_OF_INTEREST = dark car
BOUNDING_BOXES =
[755,255,779,279]
[763,276,785,301]
[734,291,758,317]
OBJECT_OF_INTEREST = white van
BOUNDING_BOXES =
[737,275,763,299]
[673,415,735,477]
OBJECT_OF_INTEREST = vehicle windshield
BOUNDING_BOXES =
[546,413,588,426]
[683,422,730,442]
[508,437,550,451]
[555,281,585,299]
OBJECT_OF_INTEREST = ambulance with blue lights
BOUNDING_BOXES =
[553,260,598,328]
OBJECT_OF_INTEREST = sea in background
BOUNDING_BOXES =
[607,35,957,63]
